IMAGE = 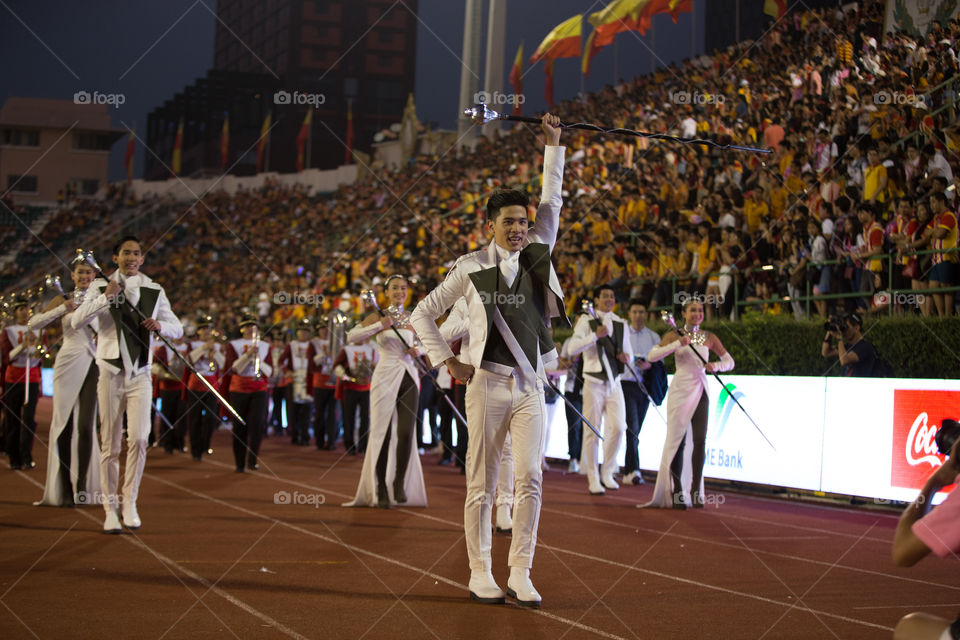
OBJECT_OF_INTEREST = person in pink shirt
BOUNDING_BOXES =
[763,119,785,151]
[892,436,960,639]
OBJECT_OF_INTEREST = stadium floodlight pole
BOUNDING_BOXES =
[660,310,774,451]
[464,104,772,154]
[83,251,246,426]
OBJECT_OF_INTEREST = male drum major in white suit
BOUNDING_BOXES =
[411,114,565,608]
[73,236,183,533]
[565,285,633,495]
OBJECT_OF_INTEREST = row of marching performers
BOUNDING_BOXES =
[13,254,731,519]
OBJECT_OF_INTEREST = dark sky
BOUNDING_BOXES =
[0,0,703,181]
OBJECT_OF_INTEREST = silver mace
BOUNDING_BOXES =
[464,104,773,154]
[660,310,774,451]
[580,300,667,427]
[83,251,246,426]
[360,289,471,429]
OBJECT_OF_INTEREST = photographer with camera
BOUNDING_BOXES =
[891,430,960,640]
[821,312,876,376]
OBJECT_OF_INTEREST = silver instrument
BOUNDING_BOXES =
[253,327,262,378]
[327,309,349,369]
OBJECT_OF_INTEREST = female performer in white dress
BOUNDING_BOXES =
[32,255,101,506]
[642,300,733,509]
[343,275,427,508]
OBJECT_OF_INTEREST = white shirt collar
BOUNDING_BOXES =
[494,243,519,264]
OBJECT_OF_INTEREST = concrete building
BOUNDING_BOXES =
[0,97,124,205]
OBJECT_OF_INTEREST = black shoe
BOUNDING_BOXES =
[377,483,390,509]
[10,465,21,471]
[248,463,259,471]
[22,460,35,470]
[438,457,453,466]
[691,491,704,508]
[672,492,687,510]
[192,455,202,462]
[235,466,245,473]
[393,480,407,504]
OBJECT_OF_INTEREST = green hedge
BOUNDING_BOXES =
[554,316,960,378]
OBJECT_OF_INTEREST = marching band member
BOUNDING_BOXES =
[281,319,314,446]
[344,274,426,509]
[72,236,183,533]
[33,256,101,505]
[185,315,224,461]
[222,313,272,472]
[2,296,41,471]
[307,317,340,450]
[333,329,377,456]
[152,336,188,454]
[267,330,291,437]
[410,114,566,607]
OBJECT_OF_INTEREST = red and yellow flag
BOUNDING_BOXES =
[124,129,135,184]
[764,0,786,19]
[582,0,649,77]
[509,43,523,116]
[220,113,229,171]
[171,119,183,177]
[296,110,312,172]
[530,14,582,64]
[256,112,271,173]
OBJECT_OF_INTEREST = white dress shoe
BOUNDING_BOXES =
[507,567,541,608]
[567,459,580,474]
[601,475,620,491]
[122,502,141,530]
[468,570,505,604]
[103,510,122,534]
[494,504,513,534]
[587,478,605,495]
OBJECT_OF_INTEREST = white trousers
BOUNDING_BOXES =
[97,370,152,513]
[496,433,513,507]
[582,377,627,483]
[464,369,546,571]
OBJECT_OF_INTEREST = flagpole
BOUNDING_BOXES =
[265,110,271,173]
[306,113,312,171]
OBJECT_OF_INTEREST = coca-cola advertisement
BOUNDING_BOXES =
[891,390,960,490]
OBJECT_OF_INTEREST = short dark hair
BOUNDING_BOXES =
[930,191,948,206]
[627,298,647,310]
[113,235,142,256]
[485,189,529,221]
[594,284,615,299]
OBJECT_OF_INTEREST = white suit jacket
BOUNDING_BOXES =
[72,271,183,379]
[566,311,633,380]
[411,145,567,372]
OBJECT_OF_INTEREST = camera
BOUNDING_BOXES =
[823,314,845,333]
[936,419,960,455]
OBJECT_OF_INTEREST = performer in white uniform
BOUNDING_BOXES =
[343,275,426,509]
[440,297,514,533]
[72,236,183,532]
[32,255,101,506]
[566,284,632,495]
[642,300,733,509]
[411,114,565,608]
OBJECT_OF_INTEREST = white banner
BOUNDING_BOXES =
[544,374,959,504]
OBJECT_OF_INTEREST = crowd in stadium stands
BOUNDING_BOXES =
[5,1,960,334]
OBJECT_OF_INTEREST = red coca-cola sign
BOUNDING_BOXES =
[891,390,960,489]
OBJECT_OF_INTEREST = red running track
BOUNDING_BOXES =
[1,398,957,639]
